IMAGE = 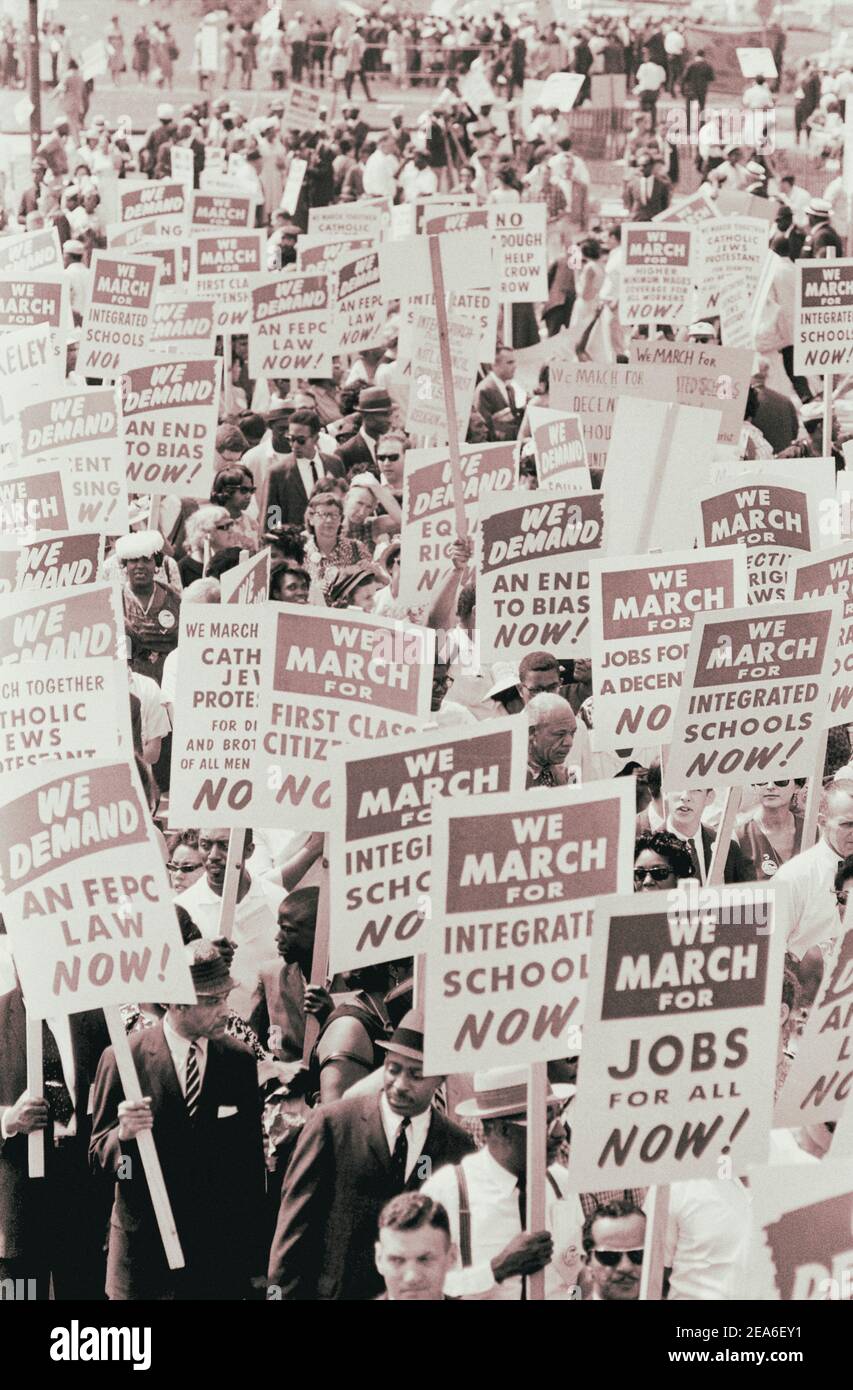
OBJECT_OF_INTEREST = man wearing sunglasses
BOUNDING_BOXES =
[582,1199,646,1301]
[258,408,345,532]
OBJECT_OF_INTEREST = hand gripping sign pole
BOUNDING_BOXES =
[302,835,331,1066]
[104,1007,185,1269]
[526,1060,548,1301]
[427,234,468,542]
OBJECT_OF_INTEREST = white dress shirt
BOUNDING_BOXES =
[163,1015,209,1096]
[772,835,842,958]
[422,1147,584,1300]
[379,1093,431,1181]
[295,451,325,501]
[635,60,667,93]
[176,873,284,1018]
[665,820,707,884]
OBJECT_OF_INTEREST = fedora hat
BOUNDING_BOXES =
[455,1065,573,1120]
[376,1008,425,1064]
[358,386,392,413]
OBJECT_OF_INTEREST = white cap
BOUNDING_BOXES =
[114,530,164,560]
[157,103,175,121]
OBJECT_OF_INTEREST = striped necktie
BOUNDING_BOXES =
[185,1042,201,1119]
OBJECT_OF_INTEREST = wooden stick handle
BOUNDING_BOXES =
[302,834,330,1066]
[526,1061,548,1302]
[26,1014,44,1179]
[428,234,467,541]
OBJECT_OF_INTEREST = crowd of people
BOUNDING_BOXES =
[0,3,851,1310]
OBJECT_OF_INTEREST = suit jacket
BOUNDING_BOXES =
[753,386,799,454]
[258,451,344,531]
[624,175,671,221]
[635,812,755,884]
[0,988,109,1260]
[267,1093,476,1300]
[89,1022,265,1299]
[335,432,380,479]
[475,374,523,441]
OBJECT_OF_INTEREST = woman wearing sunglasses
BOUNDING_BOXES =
[211,463,260,554]
[165,830,206,894]
[178,505,239,585]
[633,831,696,892]
[736,780,804,879]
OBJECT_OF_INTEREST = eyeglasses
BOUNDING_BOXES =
[753,781,792,788]
[378,452,401,462]
[592,1248,644,1267]
[167,862,201,873]
[288,435,311,445]
[633,865,673,883]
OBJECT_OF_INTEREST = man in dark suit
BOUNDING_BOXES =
[267,1009,475,1300]
[475,346,524,441]
[681,49,715,130]
[624,153,671,221]
[0,973,110,1300]
[89,941,266,1300]
[257,409,345,532]
[751,356,800,454]
[334,386,393,477]
[635,787,754,883]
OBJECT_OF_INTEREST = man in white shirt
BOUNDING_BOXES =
[177,826,284,1019]
[663,25,686,95]
[634,45,667,129]
[773,781,853,958]
[422,1066,581,1299]
[599,223,625,361]
[777,173,811,226]
[363,134,399,199]
[399,150,438,203]
[743,74,775,112]
[128,667,170,765]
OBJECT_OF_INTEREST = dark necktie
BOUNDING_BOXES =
[42,1020,74,1129]
[517,1176,528,1301]
[537,766,557,787]
[310,458,321,487]
[391,1116,410,1189]
[505,382,517,415]
[185,1042,201,1120]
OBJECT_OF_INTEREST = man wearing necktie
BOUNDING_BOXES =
[526,692,576,788]
[474,346,525,442]
[258,408,345,531]
[90,940,266,1300]
[625,153,671,221]
[636,786,753,885]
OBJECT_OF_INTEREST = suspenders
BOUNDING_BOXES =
[455,1165,562,1268]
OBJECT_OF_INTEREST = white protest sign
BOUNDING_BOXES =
[0,758,193,1019]
[191,231,265,334]
[736,46,778,78]
[775,917,853,1130]
[568,888,785,1189]
[696,472,824,605]
[0,322,64,431]
[79,252,161,379]
[119,242,186,288]
[794,257,853,376]
[118,179,189,240]
[549,359,648,475]
[627,342,754,452]
[664,597,842,789]
[399,443,516,619]
[81,39,108,79]
[539,71,586,110]
[170,144,196,187]
[405,307,481,444]
[285,83,321,131]
[0,582,123,669]
[0,657,131,778]
[527,407,590,488]
[248,271,331,378]
[220,549,270,605]
[692,215,770,321]
[331,249,385,355]
[379,227,494,299]
[620,223,693,328]
[589,547,748,753]
[787,542,853,726]
[654,189,721,226]
[121,357,221,498]
[10,386,127,534]
[190,191,253,230]
[398,286,497,367]
[297,234,374,272]
[477,488,604,664]
[423,780,635,1075]
[745,1161,853,1299]
[0,227,62,275]
[328,719,528,971]
[150,289,216,355]
[309,202,388,241]
[489,205,548,303]
[0,274,71,343]
[281,158,307,216]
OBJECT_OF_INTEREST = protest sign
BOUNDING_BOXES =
[405,307,481,443]
[199,171,254,200]
[411,196,477,237]
[423,208,489,237]
[654,189,720,225]
[775,913,853,1129]
[0,758,193,1018]
[285,82,322,131]
[191,231,265,334]
[794,258,853,376]
[0,657,131,777]
[78,253,161,379]
[715,188,777,223]
[736,46,778,78]
[11,386,127,534]
[0,226,62,275]
[15,532,102,592]
[526,407,590,489]
[121,357,220,498]
[150,289,216,355]
[121,242,185,288]
[620,223,693,327]
[692,216,770,322]
[603,398,721,556]
[0,274,70,341]
[248,272,331,378]
[398,286,497,367]
[0,458,126,540]
[423,779,635,1075]
[328,718,528,971]
[745,1161,853,1300]
[477,489,604,663]
[170,144,195,187]
[190,192,253,230]
[379,227,494,299]
[118,179,189,239]
[589,547,749,753]
[251,606,435,831]
[664,597,842,789]
[399,442,515,618]
[308,202,388,241]
[107,217,162,250]
[281,158,307,216]
[168,604,265,827]
[568,887,785,1189]
[627,342,753,452]
[489,205,548,303]
[548,360,647,474]
[220,549,270,605]
[538,71,585,110]
[0,321,64,431]
[331,249,385,355]
[0,580,123,670]
[81,39,108,79]
[787,543,853,725]
[696,472,824,605]
[297,234,374,272]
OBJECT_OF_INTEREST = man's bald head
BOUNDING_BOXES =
[820,780,853,859]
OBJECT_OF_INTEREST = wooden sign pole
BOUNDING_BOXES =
[104,1007,185,1269]
[26,1013,44,1178]
[801,727,829,850]
[217,829,247,942]
[302,833,330,1065]
[427,234,468,541]
[638,1183,670,1301]
[526,1061,548,1302]
[707,787,741,885]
